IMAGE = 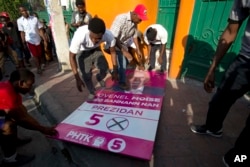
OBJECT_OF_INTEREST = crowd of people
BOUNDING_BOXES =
[0,1,168,165]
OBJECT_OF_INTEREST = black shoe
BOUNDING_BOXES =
[190,124,223,137]
[2,154,35,166]
[16,137,32,147]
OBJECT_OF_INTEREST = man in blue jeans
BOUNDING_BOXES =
[110,4,148,89]
[190,0,250,166]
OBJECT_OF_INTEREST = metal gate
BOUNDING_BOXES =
[156,0,179,49]
[180,0,244,84]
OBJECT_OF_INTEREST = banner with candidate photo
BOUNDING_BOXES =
[55,70,166,160]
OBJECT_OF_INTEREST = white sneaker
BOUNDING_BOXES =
[87,93,95,100]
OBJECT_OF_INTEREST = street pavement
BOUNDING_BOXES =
[1,59,250,167]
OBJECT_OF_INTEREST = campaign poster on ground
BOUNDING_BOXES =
[55,70,166,160]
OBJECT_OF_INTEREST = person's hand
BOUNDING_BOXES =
[204,70,215,93]
[157,56,163,65]
[75,77,85,92]
[23,42,28,50]
[145,55,150,64]
[111,70,119,81]
[41,126,58,136]
[137,49,143,60]
[76,21,82,27]
[137,63,145,70]
[122,49,133,63]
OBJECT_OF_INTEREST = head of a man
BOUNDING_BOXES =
[76,0,86,14]
[88,17,106,44]
[127,70,150,90]
[146,27,157,42]
[9,69,35,95]
[132,4,148,24]
[18,5,29,18]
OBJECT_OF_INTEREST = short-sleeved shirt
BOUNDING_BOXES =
[71,11,92,26]
[230,0,250,57]
[143,24,168,45]
[110,12,138,45]
[69,25,116,54]
[17,16,43,45]
[0,81,22,112]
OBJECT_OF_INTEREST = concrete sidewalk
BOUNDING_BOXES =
[31,61,249,167]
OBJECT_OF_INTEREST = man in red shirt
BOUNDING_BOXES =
[0,69,58,166]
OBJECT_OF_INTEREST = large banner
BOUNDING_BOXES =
[55,70,166,160]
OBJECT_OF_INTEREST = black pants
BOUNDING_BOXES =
[0,113,17,157]
[77,48,108,94]
[149,44,167,70]
[206,54,250,154]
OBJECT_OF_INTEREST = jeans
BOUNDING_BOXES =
[78,48,108,94]
[116,50,128,84]
[205,54,250,153]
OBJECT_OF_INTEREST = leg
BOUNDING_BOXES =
[160,46,167,71]
[7,46,19,68]
[206,55,250,132]
[116,50,127,84]
[0,117,18,158]
[149,45,157,69]
[27,43,43,73]
[78,50,95,94]
[93,50,108,82]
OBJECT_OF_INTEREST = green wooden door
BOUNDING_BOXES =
[156,0,179,49]
[181,0,244,84]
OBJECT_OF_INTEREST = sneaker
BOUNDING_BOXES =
[17,137,32,147]
[2,154,35,166]
[99,80,105,88]
[87,93,95,100]
[190,124,223,137]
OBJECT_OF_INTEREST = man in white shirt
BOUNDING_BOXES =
[69,17,118,100]
[144,24,168,72]
[17,5,48,74]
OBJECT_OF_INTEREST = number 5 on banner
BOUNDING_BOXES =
[85,114,104,125]
[108,138,126,153]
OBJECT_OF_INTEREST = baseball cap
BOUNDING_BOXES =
[0,12,10,18]
[133,4,148,21]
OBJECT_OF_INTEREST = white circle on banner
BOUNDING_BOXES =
[107,138,126,153]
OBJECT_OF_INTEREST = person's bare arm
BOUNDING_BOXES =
[7,105,57,136]
[39,28,48,49]
[69,51,85,91]
[204,22,240,93]
[110,46,118,81]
